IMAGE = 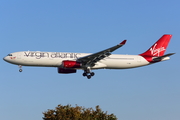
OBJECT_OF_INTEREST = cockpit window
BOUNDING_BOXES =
[7,54,12,56]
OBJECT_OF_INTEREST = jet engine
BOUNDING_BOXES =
[62,60,82,68]
[58,68,76,74]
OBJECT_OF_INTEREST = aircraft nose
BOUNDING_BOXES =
[3,56,8,61]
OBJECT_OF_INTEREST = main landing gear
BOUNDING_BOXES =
[82,68,95,79]
[18,65,22,72]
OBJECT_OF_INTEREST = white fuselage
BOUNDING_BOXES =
[3,35,173,79]
[3,51,167,70]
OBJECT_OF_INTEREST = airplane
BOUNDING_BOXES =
[3,34,175,79]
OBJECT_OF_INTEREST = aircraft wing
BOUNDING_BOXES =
[77,40,127,67]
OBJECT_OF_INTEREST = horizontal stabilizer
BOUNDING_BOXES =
[153,53,175,62]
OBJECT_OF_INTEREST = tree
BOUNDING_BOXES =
[43,104,117,120]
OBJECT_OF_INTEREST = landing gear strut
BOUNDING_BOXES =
[82,68,95,79]
[18,65,22,72]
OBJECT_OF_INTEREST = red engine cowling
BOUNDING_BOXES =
[62,60,82,68]
[58,68,76,74]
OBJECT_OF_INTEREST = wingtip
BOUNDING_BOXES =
[120,40,127,45]
[170,53,175,56]
[163,34,172,36]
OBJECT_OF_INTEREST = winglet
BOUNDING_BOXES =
[120,40,127,45]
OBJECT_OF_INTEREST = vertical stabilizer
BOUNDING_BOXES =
[140,34,172,57]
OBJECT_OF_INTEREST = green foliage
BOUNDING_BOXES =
[43,104,117,120]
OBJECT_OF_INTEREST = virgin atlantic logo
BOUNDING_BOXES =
[150,43,165,56]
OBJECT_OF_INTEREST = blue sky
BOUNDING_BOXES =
[0,0,180,120]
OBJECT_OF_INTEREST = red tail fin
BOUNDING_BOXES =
[140,34,172,57]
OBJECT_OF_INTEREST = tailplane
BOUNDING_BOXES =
[140,34,172,57]
[152,53,175,62]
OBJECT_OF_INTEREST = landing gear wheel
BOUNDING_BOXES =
[19,69,22,72]
[83,73,87,76]
[87,75,91,79]
[90,72,95,76]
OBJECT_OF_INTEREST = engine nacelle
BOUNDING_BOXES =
[62,60,82,68]
[58,68,76,74]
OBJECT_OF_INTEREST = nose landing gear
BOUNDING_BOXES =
[18,65,22,72]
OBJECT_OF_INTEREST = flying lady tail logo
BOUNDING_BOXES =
[140,34,172,57]
[150,43,166,56]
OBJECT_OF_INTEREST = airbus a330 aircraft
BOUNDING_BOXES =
[3,34,175,79]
